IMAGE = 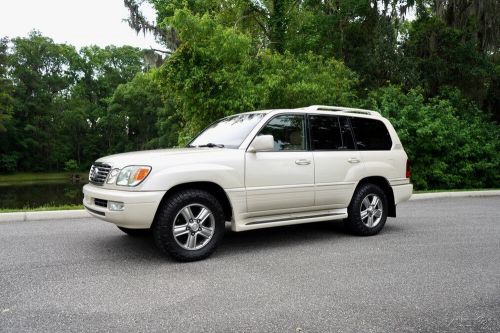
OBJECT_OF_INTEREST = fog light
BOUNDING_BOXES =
[108,201,124,211]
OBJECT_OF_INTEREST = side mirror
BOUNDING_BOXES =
[248,135,274,153]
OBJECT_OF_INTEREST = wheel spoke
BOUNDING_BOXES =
[367,216,374,227]
[362,197,371,209]
[173,226,189,237]
[360,209,369,220]
[374,209,382,218]
[180,206,195,221]
[186,233,197,249]
[371,196,379,207]
[199,227,213,239]
[174,203,215,251]
[196,208,211,224]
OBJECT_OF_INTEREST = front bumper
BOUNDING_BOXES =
[82,184,166,229]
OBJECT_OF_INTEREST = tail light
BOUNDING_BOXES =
[406,159,411,179]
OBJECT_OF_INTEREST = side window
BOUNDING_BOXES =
[309,115,355,150]
[258,115,305,151]
[309,115,342,150]
[350,117,392,150]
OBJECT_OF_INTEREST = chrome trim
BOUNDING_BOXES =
[89,162,112,185]
[246,212,344,225]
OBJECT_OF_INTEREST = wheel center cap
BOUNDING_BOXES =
[189,222,200,232]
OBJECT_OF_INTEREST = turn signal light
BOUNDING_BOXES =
[134,168,150,182]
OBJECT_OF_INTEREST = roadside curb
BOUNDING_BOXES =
[0,210,90,223]
[409,190,500,201]
[0,190,498,223]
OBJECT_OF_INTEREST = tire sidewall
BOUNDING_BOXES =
[153,189,225,261]
[347,183,388,236]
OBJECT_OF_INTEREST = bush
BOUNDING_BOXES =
[364,86,500,190]
[0,153,18,173]
[64,159,79,173]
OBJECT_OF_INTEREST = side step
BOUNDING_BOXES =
[234,208,348,232]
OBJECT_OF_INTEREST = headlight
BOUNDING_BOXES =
[116,166,152,186]
[106,168,120,184]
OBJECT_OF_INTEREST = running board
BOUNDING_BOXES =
[246,212,344,225]
[234,208,348,232]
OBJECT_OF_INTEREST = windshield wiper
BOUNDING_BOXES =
[197,143,225,148]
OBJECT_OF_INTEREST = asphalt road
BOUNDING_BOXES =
[0,197,499,333]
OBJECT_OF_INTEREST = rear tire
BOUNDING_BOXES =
[153,189,225,262]
[345,183,388,236]
[117,226,150,237]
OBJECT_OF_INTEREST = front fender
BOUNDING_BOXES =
[140,163,245,191]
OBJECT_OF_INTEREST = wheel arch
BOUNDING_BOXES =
[352,176,396,217]
[153,181,233,225]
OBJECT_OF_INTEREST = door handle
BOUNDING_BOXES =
[347,157,360,164]
[295,159,311,165]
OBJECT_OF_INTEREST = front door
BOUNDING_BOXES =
[245,114,315,213]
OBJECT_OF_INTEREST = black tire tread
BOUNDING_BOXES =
[153,189,225,262]
[345,183,388,236]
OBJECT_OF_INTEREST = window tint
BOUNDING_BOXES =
[259,115,305,151]
[350,117,392,150]
[309,115,342,150]
[309,115,355,150]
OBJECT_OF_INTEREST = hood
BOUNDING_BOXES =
[95,148,230,169]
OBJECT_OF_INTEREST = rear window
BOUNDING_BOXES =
[350,117,392,150]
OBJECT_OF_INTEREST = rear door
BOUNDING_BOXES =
[245,114,315,213]
[310,114,362,208]
[349,116,398,179]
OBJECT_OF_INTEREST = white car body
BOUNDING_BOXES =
[83,106,412,232]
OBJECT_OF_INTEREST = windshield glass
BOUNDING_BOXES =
[189,113,266,149]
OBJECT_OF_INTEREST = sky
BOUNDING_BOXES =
[0,0,163,50]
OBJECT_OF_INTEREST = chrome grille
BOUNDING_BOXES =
[89,163,111,185]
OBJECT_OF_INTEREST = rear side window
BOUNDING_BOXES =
[350,117,392,150]
[309,115,354,150]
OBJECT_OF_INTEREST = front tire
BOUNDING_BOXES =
[345,183,388,236]
[153,189,225,262]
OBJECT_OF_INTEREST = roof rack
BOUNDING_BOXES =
[303,105,381,117]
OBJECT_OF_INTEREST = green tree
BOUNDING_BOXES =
[6,31,77,171]
[159,9,358,142]
[107,70,178,151]
[364,85,500,189]
[399,16,494,102]
[69,45,145,164]
[0,37,13,133]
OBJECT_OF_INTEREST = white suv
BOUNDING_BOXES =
[83,105,412,261]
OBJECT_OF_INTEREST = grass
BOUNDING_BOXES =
[0,204,84,213]
[0,172,87,185]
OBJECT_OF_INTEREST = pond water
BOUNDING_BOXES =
[0,179,87,209]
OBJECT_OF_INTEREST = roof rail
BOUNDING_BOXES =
[303,105,381,117]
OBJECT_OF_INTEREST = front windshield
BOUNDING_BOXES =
[189,113,266,149]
